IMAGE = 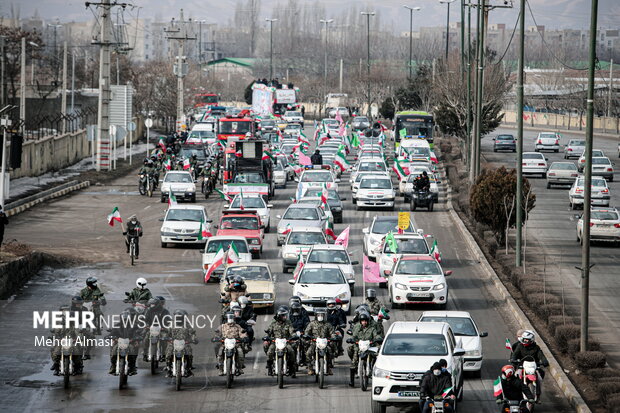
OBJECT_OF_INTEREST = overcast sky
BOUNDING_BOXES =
[3,0,619,31]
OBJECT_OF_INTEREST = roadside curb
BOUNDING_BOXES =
[438,165,591,413]
[5,180,91,217]
[501,121,620,139]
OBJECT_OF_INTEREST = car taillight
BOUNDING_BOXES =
[607,168,613,172]
[567,148,573,151]
[538,163,546,166]
[576,188,583,193]
[590,222,595,227]
[522,163,527,166]
[614,223,620,228]
[601,188,609,193]
[571,173,579,177]
[548,172,556,176]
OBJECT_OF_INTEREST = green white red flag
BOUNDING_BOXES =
[168,189,177,206]
[493,377,503,397]
[392,159,407,180]
[183,158,191,170]
[325,227,337,241]
[293,259,305,280]
[505,338,511,350]
[204,246,225,283]
[430,239,441,262]
[282,223,292,235]
[215,188,233,202]
[163,158,172,170]
[107,207,122,226]
[226,242,240,264]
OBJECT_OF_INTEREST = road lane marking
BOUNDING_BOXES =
[143,205,151,210]
[253,350,261,370]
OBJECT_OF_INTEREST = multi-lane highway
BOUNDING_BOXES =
[485,125,620,369]
[0,127,572,412]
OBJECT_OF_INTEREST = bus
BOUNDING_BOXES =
[393,111,434,144]
[194,93,219,108]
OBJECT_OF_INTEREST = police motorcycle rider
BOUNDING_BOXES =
[325,298,347,356]
[49,305,83,375]
[165,309,198,377]
[496,364,536,413]
[263,305,297,378]
[142,297,171,362]
[124,277,152,307]
[347,311,382,387]
[510,330,549,400]
[289,296,310,366]
[107,308,144,375]
[304,308,336,376]
[79,276,106,335]
[214,311,248,376]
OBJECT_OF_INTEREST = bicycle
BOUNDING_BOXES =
[129,237,137,266]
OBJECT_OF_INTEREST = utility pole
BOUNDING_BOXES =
[403,6,421,80]
[320,19,333,93]
[339,59,344,92]
[460,0,465,80]
[361,11,375,118]
[61,41,68,134]
[608,59,614,118]
[20,37,26,134]
[71,51,75,113]
[48,22,63,84]
[0,36,5,108]
[265,18,277,79]
[165,10,196,134]
[515,0,525,267]
[466,3,472,169]
[472,0,486,180]
[580,0,599,353]
[440,0,456,61]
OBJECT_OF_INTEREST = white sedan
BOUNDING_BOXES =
[577,207,620,245]
[522,152,548,178]
[160,171,197,203]
[160,205,211,248]
[417,311,487,376]
[387,255,452,309]
[296,169,339,195]
[281,227,329,273]
[305,244,359,292]
[569,176,610,209]
[226,193,273,232]
[363,215,417,261]
[288,264,353,314]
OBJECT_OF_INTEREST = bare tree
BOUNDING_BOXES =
[503,194,515,255]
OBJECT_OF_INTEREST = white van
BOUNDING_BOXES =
[188,122,217,144]
[397,139,437,164]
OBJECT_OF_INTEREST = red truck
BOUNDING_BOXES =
[214,210,264,258]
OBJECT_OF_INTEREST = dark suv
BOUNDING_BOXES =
[493,134,516,152]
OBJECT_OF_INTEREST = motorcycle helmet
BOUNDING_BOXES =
[276,305,289,321]
[516,329,526,344]
[289,296,302,306]
[315,308,327,322]
[225,311,235,324]
[231,304,242,318]
[290,301,301,314]
[238,296,249,309]
[501,364,515,379]
[326,298,337,310]
[71,295,84,306]
[232,275,243,288]
[359,312,370,323]
[136,277,147,289]
[156,296,166,306]
[521,330,535,346]
[86,276,98,288]
[143,158,149,165]
[166,147,173,154]
[147,159,154,166]
[366,288,377,300]
[147,297,160,308]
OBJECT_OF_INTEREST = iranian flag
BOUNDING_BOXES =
[204,246,225,283]
[493,377,503,397]
[378,307,389,320]
[441,387,453,398]
[197,219,212,240]
[430,239,441,262]
[282,223,292,235]
[226,242,240,264]
[158,138,166,151]
[325,227,337,241]
[107,207,122,226]
[183,158,191,170]
[215,188,233,203]
[163,158,172,170]
[262,150,275,162]
[293,259,305,280]
[505,338,512,350]
[238,190,245,210]
[168,189,177,206]
[298,134,309,144]
[393,159,407,180]
[334,151,350,172]
[320,184,329,207]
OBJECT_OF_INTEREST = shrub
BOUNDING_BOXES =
[555,325,581,353]
[589,368,620,379]
[548,316,570,335]
[540,304,564,319]
[520,282,544,297]
[597,382,620,404]
[606,394,620,413]
[568,338,601,355]
[575,351,607,370]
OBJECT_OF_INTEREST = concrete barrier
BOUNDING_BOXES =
[502,110,620,136]
[5,180,90,217]
[0,251,46,299]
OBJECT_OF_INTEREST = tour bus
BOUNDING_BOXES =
[393,111,435,144]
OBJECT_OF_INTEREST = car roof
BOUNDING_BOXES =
[165,170,192,175]
[374,215,399,222]
[207,235,248,242]
[286,203,320,210]
[302,263,343,270]
[387,321,449,335]
[401,255,435,261]
[226,262,270,269]
[523,152,544,155]
[393,233,424,240]
[289,226,324,233]
[419,310,472,319]
[166,205,206,211]
[309,244,347,251]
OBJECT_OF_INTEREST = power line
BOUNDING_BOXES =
[491,9,521,66]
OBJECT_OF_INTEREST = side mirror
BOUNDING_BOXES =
[545,158,549,161]
[453,348,466,357]
[223,204,230,208]
[288,279,295,285]
[384,270,392,276]
[341,197,347,201]
[417,229,424,235]
[480,332,488,338]
[267,204,274,208]
[276,215,282,219]
[445,270,453,276]
[213,224,218,229]
[294,177,299,182]
[362,228,369,234]
[351,260,359,265]
[158,218,164,221]
[206,219,213,223]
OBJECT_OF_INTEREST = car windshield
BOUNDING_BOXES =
[225,265,271,281]
[220,216,259,230]
[408,168,431,178]
[287,232,326,245]
[591,210,619,220]
[230,196,265,209]
[220,121,252,134]
[591,150,604,157]
[523,153,544,160]
[420,317,477,336]
[206,240,249,253]
[396,260,442,275]
[179,148,207,160]
[359,162,386,171]
[577,178,607,187]
[496,135,514,141]
[360,178,392,189]
[165,209,204,222]
[409,147,431,157]
[540,133,557,139]
[286,111,302,117]
[384,238,429,254]
[550,162,577,171]
[323,119,338,126]
[328,190,340,201]
[307,249,350,264]
[569,140,585,146]
[354,117,369,122]
[286,124,302,130]
[592,158,611,165]
[261,120,275,127]
[283,207,319,220]
[165,173,192,183]
[274,163,285,171]
[297,268,345,284]
[234,173,264,183]
[302,172,333,182]
[382,333,448,356]
[372,218,413,234]
[188,130,215,139]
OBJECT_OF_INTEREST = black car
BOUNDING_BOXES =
[493,134,516,152]
[327,189,345,223]
[351,116,370,131]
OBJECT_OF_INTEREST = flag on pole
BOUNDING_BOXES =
[197,219,212,240]
[282,223,292,236]
[325,227,337,241]
[168,189,178,206]
[183,158,191,170]
[430,239,441,262]
[215,188,233,202]
[158,138,166,151]
[262,150,275,162]
[335,111,344,125]
[107,207,122,226]
[362,255,385,283]
[504,338,512,350]
[493,377,503,397]
[226,242,240,264]
[320,184,328,207]
[349,133,360,148]
[297,149,312,166]
[238,190,245,210]
[442,387,453,398]
[334,151,350,172]
[335,226,350,248]
[163,158,172,170]
[293,259,305,279]
[385,231,398,254]
[392,159,407,180]
[204,246,225,282]
[378,307,389,320]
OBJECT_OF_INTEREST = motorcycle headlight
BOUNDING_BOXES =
[432,283,446,291]
[395,282,408,291]
[373,367,390,379]
[465,349,481,357]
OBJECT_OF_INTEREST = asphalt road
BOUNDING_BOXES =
[485,126,620,369]
[0,127,571,412]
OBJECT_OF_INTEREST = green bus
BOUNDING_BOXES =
[393,111,434,144]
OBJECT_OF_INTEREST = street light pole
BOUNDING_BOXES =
[265,18,277,79]
[580,0,599,353]
[460,0,465,80]
[361,11,375,118]
[320,19,334,92]
[439,0,456,61]
[403,6,421,80]
[515,0,525,267]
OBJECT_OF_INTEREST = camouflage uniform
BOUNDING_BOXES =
[304,320,335,371]
[348,323,382,369]
[215,322,247,373]
[69,306,95,357]
[165,326,197,359]
[125,287,152,305]
[50,326,82,374]
[263,319,295,368]
[80,286,106,333]
[222,283,248,303]
[364,297,385,316]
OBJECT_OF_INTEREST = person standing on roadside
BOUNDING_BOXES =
[0,207,8,248]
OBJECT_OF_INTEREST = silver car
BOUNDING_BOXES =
[591,157,614,181]
[563,139,585,159]
[546,162,579,188]
[569,176,610,209]
[578,149,605,171]
[276,204,328,246]
[577,207,620,245]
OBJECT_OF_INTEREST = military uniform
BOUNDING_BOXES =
[125,287,152,305]
[80,286,106,334]
[304,320,335,371]
[222,283,248,303]
[165,325,197,376]
[263,319,296,372]
[69,305,95,358]
[108,321,143,374]
[50,326,82,374]
[141,307,171,358]
[215,322,247,373]
[348,323,382,369]
[364,298,385,316]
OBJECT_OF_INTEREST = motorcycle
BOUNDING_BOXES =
[500,399,531,413]
[512,356,542,412]
[307,336,335,389]
[59,336,81,389]
[293,331,306,368]
[410,188,434,212]
[113,337,132,390]
[170,339,191,391]
[148,326,165,374]
[212,337,243,388]
[138,173,156,197]
[426,396,453,413]
[356,339,378,391]
[264,336,298,389]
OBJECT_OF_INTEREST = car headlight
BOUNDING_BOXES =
[248,238,260,245]
[283,252,298,259]
[432,283,446,291]
[373,367,390,379]
[297,291,309,299]
[465,349,481,357]
[187,185,195,192]
[161,227,172,233]
[395,282,408,290]
[370,238,380,246]
[262,293,273,300]
[337,291,348,300]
